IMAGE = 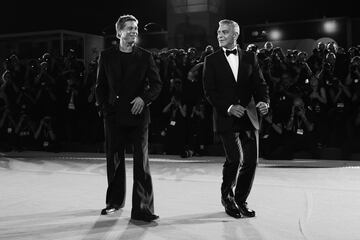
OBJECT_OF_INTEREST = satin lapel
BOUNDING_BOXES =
[236,47,242,84]
[217,50,237,83]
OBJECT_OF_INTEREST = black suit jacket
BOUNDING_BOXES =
[95,46,162,125]
[203,47,269,133]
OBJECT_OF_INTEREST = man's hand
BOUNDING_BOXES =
[256,102,269,116]
[131,97,145,115]
[228,105,246,118]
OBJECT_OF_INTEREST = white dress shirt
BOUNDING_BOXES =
[223,47,239,82]
[223,47,239,114]
[223,47,269,115]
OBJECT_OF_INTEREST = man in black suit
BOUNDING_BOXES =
[203,19,269,218]
[95,15,162,222]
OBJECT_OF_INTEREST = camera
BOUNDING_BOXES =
[323,62,332,70]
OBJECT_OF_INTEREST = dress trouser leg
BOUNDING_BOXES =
[219,132,241,200]
[104,117,126,207]
[234,130,258,204]
[219,130,258,202]
[131,123,155,215]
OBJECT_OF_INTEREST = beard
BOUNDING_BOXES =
[126,35,137,45]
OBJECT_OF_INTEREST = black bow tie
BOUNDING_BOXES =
[225,49,237,56]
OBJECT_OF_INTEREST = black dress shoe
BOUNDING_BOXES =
[237,202,255,217]
[222,198,241,219]
[100,205,120,215]
[131,213,159,222]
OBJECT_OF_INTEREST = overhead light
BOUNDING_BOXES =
[323,20,338,34]
[251,31,259,37]
[269,29,281,40]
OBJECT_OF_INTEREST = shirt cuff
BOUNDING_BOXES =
[227,105,233,115]
[258,101,269,108]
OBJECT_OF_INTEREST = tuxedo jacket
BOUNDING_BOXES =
[202,47,269,133]
[95,46,162,126]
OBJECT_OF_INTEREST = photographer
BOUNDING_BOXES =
[165,49,187,81]
[280,97,319,159]
[8,54,26,88]
[0,107,17,151]
[198,45,214,62]
[287,51,314,97]
[317,52,336,85]
[15,112,36,150]
[341,56,360,158]
[334,47,349,80]
[60,49,84,142]
[188,98,212,156]
[34,61,56,118]
[327,77,351,148]
[79,58,104,146]
[305,75,328,147]
[34,116,56,151]
[346,56,360,89]
[1,60,20,112]
[260,109,286,159]
[161,78,188,155]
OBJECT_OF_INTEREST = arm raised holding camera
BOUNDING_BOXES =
[296,106,314,132]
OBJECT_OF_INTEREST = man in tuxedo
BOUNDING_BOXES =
[95,14,162,222]
[203,19,269,218]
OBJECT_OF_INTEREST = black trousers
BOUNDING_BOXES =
[219,129,258,204]
[104,116,154,215]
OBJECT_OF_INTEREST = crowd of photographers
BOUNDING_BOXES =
[0,49,103,152]
[254,41,360,160]
[1,41,360,159]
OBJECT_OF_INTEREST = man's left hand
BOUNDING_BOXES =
[131,97,145,115]
[256,102,269,116]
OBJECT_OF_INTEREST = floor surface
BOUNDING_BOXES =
[1,151,360,240]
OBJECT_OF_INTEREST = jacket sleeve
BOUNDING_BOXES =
[202,55,232,115]
[95,51,108,110]
[140,53,162,105]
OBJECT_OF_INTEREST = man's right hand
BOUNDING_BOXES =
[228,105,246,118]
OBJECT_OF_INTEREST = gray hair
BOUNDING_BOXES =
[219,19,240,34]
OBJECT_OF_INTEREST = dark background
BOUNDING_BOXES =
[0,0,357,35]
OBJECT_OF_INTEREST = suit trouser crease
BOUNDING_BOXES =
[220,130,258,204]
[132,125,154,215]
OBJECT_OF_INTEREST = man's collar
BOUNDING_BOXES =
[222,46,237,52]
[223,47,238,56]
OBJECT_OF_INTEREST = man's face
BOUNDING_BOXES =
[217,24,238,49]
[264,42,273,50]
[318,42,325,50]
[117,20,138,44]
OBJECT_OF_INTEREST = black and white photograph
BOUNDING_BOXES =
[1,1,360,239]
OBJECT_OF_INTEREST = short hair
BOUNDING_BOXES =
[115,14,138,32]
[219,19,240,34]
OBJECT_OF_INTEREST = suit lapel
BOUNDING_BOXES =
[108,47,122,91]
[236,47,242,84]
[217,49,237,84]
